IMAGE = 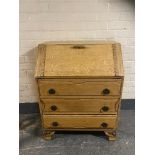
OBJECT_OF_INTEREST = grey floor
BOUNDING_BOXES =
[19,110,135,155]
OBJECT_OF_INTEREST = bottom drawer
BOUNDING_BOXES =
[43,115,117,129]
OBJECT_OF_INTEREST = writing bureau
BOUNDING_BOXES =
[35,42,124,141]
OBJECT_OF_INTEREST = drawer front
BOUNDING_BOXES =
[38,79,122,96]
[41,98,120,114]
[43,115,117,129]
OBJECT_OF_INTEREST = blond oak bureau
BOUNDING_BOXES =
[35,42,124,141]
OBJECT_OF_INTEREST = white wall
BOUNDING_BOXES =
[19,0,135,103]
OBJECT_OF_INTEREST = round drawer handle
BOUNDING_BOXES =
[50,105,57,111]
[101,122,108,128]
[101,106,109,112]
[52,122,59,127]
[102,88,110,95]
[48,88,56,94]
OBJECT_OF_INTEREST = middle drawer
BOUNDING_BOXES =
[40,98,120,114]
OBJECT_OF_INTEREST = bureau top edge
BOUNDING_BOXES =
[34,75,124,79]
[39,41,118,45]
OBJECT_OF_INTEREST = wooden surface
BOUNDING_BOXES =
[43,115,117,129]
[35,42,124,78]
[38,79,122,96]
[41,98,120,114]
[112,44,124,76]
[45,44,115,77]
[35,42,124,141]
[35,44,46,77]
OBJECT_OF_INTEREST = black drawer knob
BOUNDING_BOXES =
[50,105,57,111]
[101,122,108,128]
[102,88,110,95]
[48,88,56,94]
[52,122,58,127]
[101,106,109,112]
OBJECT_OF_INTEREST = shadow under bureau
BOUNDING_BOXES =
[35,42,124,141]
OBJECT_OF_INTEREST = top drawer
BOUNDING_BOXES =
[38,79,122,96]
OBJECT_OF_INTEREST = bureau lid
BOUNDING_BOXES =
[35,42,124,78]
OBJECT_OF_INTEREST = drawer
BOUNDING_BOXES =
[38,79,122,96]
[41,98,120,114]
[43,115,117,129]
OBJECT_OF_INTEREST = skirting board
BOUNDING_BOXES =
[19,99,135,114]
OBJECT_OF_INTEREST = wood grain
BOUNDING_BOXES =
[41,98,120,114]
[35,43,124,78]
[35,44,46,78]
[112,43,124,76]
[43,115,117,129]
[44,44,115,77]
[38,79,122,96]
[34,42,124,141]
